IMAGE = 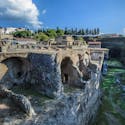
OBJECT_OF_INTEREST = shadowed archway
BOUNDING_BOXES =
[61,57,73,84]
[0,57,31,88]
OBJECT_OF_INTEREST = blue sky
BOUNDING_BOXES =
[0,0,125,34]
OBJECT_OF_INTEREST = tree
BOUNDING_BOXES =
[67,29,72,35]
[75,28,78,35]
[91,29,95,35]
[64,27,68,35]
[94,28,97,35]
[37,29,42,33]
[89,29,92,35]
[13,30,32,38]
[97,28,100,34]
[56,27,64,36]
[81,29,85,35]
[46,29,57,38]
[34,32,49,41]
[77,37,87,45]
[71,28,74,34]
[79,37,84,42]
[76,36,83,41]
[85,28,89,35]
[88,37,94,41]
[78,29,82,35]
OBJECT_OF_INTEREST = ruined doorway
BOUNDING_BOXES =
[0,57,31,87]
[61,57,73,84]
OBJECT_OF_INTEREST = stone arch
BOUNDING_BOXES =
[0,53,28,63]
[60,56,83,86]
[61,57,73,84]
[0,57,31,88]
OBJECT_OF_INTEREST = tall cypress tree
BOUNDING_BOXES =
[85,28,89,35]
[94,28,97,35]
[64,27,68,35]
[97,28,100,34]
[81,29,85,35]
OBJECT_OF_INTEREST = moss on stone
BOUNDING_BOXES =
[108,59,123,67]
[12,86,51,105]
[93,60,125,125]
[64,85,80,93]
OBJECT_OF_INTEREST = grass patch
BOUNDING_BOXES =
[93,60,125,125]
[108,59,123,67]
[12,86,42,97]
[64,84,80,93]
[12,86,51,105]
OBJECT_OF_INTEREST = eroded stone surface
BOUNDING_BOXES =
[0,50,101,98]
[0,85,35,117]
[0,48,105,125]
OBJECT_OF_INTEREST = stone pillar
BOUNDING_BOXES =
[28,53,64,98]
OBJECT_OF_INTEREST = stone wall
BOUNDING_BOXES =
[100,37,125,64]
[4,70,101,125]
[29,71,101,125]
[0,49,104,125]
[28,53,63,98]
[0,50,98,98]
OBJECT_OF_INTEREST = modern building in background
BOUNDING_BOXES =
[0,27,25,35]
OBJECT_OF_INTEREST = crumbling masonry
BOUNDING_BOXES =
[0,47,107,125]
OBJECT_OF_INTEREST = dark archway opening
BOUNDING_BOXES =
[61,57,73,84]
[63,73,68,83]
[2,57,26,79]
[0,47,1,52]
[16,71,23,78]
[0,57,31,87]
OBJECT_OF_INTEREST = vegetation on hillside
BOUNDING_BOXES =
[13,30,32,38]
[94,60,125,125]
[13,27,100,42]
[34,32,49,41]
[74,36,87,45]
[38,27,100,36]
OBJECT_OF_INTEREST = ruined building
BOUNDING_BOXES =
[0,41,108,125]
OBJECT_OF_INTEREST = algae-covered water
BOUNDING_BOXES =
[94,60,125,125]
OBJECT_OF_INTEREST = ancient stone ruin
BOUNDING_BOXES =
[0,45,108,125]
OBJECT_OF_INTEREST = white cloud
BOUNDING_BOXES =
[0,0,42,29]
[42,9,47,15]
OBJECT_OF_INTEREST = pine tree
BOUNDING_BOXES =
[97,28,100,34]
[89,29,92,35]
[71,28,74,34]
[56,27,59,32]
[81,29,85,35]
[91,29,94,35]
[74,28,77,35]
[94,28,97,35]
[78,29,81,35]
[64,27,68,35]
[85,28,89,35]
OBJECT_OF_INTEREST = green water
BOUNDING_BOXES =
[94,60,125,125]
